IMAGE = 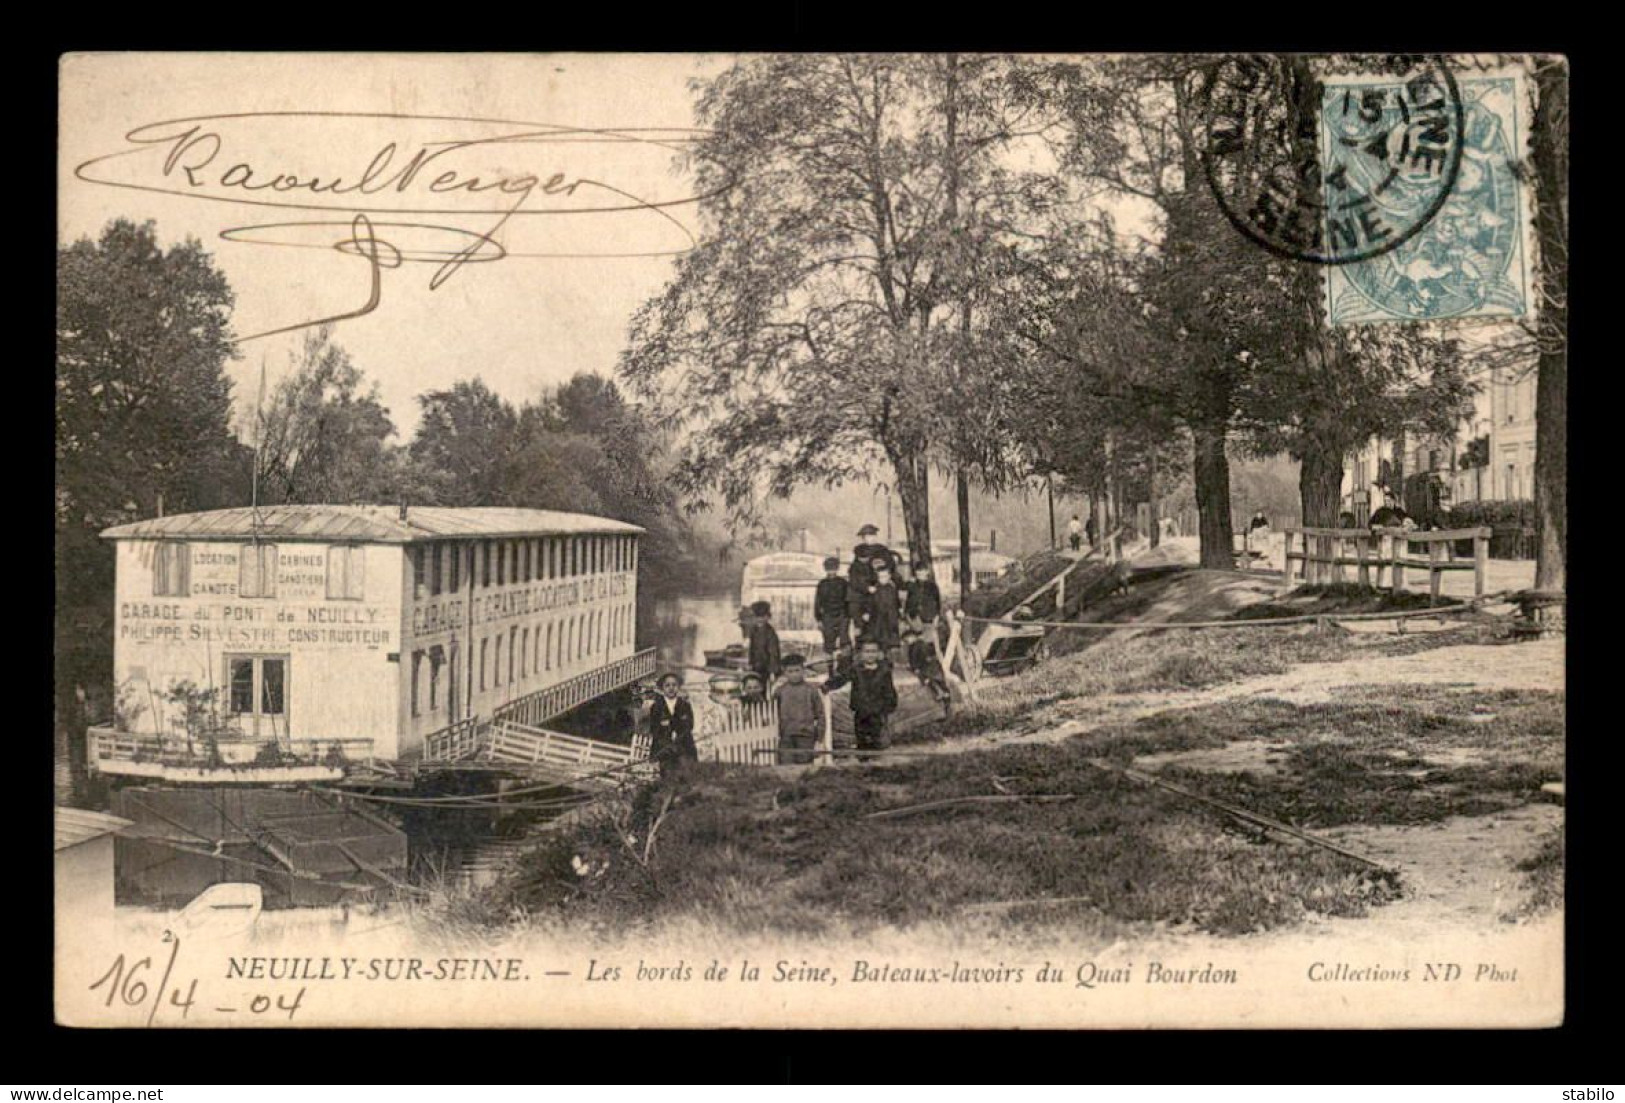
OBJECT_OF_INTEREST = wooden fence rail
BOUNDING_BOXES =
[1281,526,1492,601]
[492,648,658,729]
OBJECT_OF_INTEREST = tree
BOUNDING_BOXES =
[1041,55,1260,567]
[56,219,243,798]
[622,54,1046,565]
[924,53,1060,599]
[57,219,242,528]
[1530,58,1567,599]
[407,373,697,593]
[255,326,408,506]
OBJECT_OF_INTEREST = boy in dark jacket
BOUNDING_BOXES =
[901,627,951,711]
[824,638,898,753]
[647,672,698,778]
[747,600,783,685]
[864,558,903,653]
[850,523,897,594]
[903,559,942,627]
[814,556,851,656]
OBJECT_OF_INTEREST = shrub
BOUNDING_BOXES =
[1446,499,1534,528]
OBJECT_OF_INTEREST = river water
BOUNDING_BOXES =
[426,591,747,891]
[638,591,747,676]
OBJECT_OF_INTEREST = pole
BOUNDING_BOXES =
[1047,475,1056,549]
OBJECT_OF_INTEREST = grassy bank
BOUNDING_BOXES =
[1084,686,1564,828]
[425,588,1554,942]
[1228,582,1461,621]
[447,745,1401,939]
[914,613,1513,749]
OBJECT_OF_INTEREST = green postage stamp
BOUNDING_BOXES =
[1320,68,1535,326]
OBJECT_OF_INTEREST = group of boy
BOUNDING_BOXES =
[658,523,947,771]
[813,523,944,656]
[648,642,898,774]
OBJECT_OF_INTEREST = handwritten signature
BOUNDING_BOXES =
[75,112,731,342]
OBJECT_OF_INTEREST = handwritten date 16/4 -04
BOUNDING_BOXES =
[88,933,305,1025]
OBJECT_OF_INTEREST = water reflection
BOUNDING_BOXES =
[638,592,744,674]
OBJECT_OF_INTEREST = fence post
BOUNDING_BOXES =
[1474,528,1488,597]
[819,691,833,770]
[1428,538,1443,606]
[1356,534,1370,588]
[1391,531,1406,593]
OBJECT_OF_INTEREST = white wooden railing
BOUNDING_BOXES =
[85,726,374,775]
[696,700,781,766]
[483,719,653,787]
[492,648,657,728]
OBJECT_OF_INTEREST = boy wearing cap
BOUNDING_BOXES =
[747,599,783,685]
[850,524,895,594]
[647,672,698,778]
[773,654,824,765]
[814,556,851,656]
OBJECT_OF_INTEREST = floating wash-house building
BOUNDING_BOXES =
[90,505,653,781]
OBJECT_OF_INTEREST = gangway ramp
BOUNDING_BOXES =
[486,719,653,789]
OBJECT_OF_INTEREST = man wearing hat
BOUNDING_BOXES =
[814,555,851,656]
[849,523,898,608]
[746,599,783,685]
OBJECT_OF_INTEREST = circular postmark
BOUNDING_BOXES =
[1196,55,1465,265]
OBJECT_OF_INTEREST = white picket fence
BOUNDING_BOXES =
[695,698,782,766]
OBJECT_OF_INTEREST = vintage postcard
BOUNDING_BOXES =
[55,52,1567,1029]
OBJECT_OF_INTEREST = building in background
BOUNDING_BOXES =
[1342,363,1539,525]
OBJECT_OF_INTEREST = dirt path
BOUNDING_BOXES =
[916,636,1563,759]
[897,634,1565,938]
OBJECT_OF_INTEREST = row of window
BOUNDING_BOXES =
[412,535,637,599]
[151,542,366,600]
[409,601,637,718]
[146,535,638,601]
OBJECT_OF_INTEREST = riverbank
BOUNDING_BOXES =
[407,566,1560,948]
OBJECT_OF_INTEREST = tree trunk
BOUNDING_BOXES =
[956,467,972,605]
[1088,492,1102,550]
[1193,423,1235,568]
[890,450,932,569]
[1532,60,1568,597]
[1048,476,1058,548]
[1299,440,1344,528]
[1148,452,1161,549]
[1299,438,1345,587]
[1102,432,1116,537]
[1390,425,1406,509]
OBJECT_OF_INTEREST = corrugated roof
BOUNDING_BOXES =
[55,807,133,852]
[100,505,645,543]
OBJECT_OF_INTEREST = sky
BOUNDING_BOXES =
[60,52,730,440]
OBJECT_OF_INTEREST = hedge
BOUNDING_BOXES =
[1445,499,1535,528]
